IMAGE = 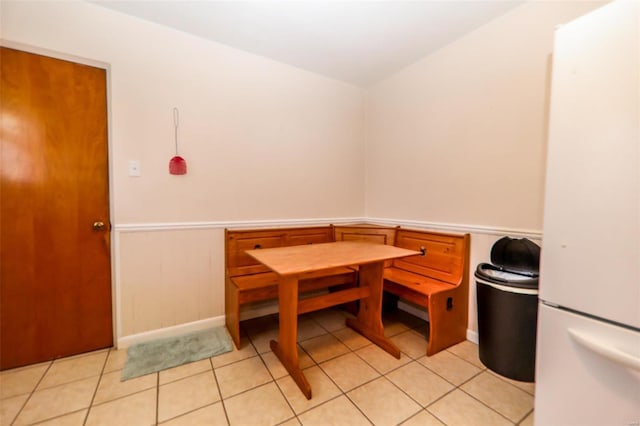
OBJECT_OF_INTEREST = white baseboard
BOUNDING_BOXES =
[466,329,479,344]
[117,315,226,349]
[397,300,429,321]
[117,311,479,349]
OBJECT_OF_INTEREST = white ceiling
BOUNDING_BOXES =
[93,1,523,87]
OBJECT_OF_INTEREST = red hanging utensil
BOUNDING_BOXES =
[169,107,187,175]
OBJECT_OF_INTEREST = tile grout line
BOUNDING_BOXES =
[155,370,160,425]
[9,360,53,426]
[82,349,110,426]
[210,356,232,426]
[517,407,535,425]
[457,389,519,425]
[455,370,522,425]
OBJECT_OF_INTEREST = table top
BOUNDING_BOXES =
[245,241,419,276]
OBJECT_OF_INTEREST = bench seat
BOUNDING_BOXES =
[383,267,452,305]
[234,267,357,303]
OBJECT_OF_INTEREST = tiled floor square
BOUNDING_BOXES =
[280,418,302,426]
[521,411,535,426]
[158,371,220,422]
[86,388,156,426]
[383,321,409,338]
[299,334,350,364]
[309,308,350,332]
[261,348,315,379]
[215,356,272,398]
[486,368,536,395]
[36,409,87,426]
[276,366,341,414]
[103,348,128,373]
[461,371,534,423]
[1,393,29,425]
[224,382,294,426]
[245,326,280,354]
[15,376,99,425]
[297,395,371,426]
[94,369,157,405]
[320,352,380,392]
[297,316,329,342]
[159,358,211,385]
[446,340,484,369]
[159,402,228,425]
[37,352,107,390]
[427,389,512,426]
[347,377,421,425]
[331,327,371,350]
[386,361,454,407]
[0,363,49,399]
[401,409,446,426]
[210,336,258,368]
[385,309,428,330]
[390,330,428,359]
[355,343,411,374]
[417,350,481,385]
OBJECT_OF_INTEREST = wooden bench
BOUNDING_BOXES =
[225,224,470,355]
[225,226,357,348]
[384,229,470,356]
[334,225,470,355]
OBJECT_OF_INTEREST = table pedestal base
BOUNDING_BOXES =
[346,318,401,359]
[270,340,312,400]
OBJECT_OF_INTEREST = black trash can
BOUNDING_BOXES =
[475,237,540,382]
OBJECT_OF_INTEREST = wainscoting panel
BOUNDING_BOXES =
[117,228,225,338]
[113,218,541,347]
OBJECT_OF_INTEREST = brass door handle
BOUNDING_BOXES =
[92,221,106,231]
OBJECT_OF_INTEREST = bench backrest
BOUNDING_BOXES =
[333,225,398,245]
[225,226,334,277]
[392,229,469,286]
[334,225,398,268]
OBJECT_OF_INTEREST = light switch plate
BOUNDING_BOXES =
[128,160,141,177]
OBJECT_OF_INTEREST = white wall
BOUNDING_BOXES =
[1,0,365,344]
[366,0,605,231]
[365,0,605,336]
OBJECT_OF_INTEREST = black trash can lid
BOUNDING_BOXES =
[490,236,540,275]
[475,263,539,290]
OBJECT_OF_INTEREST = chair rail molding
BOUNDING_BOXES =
[113,217,542,238]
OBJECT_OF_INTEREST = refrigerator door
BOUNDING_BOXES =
[540,0,639,328]
[535,303,640,426]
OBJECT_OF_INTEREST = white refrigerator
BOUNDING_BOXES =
[535,0,640,425]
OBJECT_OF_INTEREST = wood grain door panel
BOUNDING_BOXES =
[0,47,113,369]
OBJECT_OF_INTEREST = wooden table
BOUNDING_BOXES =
[246,241,419,399]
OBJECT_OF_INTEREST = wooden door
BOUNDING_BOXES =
[0,47,113,370]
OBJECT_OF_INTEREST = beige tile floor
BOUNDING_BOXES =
[1,308,535,426]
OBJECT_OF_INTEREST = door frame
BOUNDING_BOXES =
[1,39,119,348]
